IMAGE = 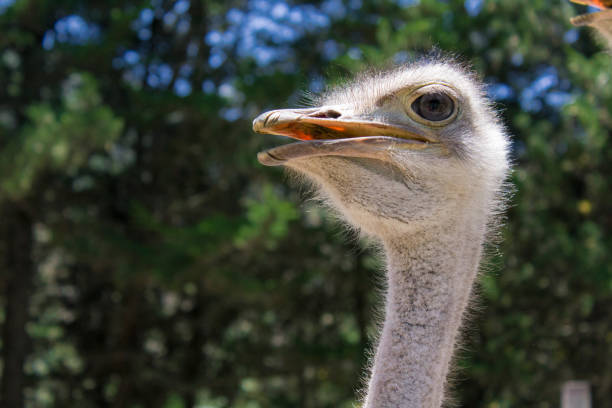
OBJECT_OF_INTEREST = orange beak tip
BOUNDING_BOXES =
[569,0,607,9]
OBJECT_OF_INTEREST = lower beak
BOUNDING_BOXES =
[570,8,612,26]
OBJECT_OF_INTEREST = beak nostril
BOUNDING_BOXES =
[310,109,342,119]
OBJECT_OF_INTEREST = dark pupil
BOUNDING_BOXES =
[412,93,454,121]
[427,99,440,112]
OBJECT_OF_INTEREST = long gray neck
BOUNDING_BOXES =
[363,216,486,408]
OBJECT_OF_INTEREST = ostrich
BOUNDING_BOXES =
[570,0,612,48]
[253,59,510,407]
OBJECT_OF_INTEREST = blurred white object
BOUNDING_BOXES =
[561,381,592,408]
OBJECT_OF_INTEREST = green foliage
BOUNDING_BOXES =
[236,184,300,250]
[0,73,123,200]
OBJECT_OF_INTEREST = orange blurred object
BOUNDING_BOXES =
[570,0,612,9]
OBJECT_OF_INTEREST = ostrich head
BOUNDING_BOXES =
[254,61,510,239]
[254,59,512,407]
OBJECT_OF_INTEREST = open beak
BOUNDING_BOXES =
[253,107,436,166]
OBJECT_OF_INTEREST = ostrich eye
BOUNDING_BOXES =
[411,92,454,122]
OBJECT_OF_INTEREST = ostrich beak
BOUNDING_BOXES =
[570,8,612,26]
[253,107,433,142]
[569,0,609,8]
[253,107,436,166]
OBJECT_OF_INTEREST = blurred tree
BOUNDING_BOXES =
[0,3,124,405]
[0,0,610,407]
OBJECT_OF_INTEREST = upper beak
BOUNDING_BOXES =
[569,0,608,8]
[252,107,435,143]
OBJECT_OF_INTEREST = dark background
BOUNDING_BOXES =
[0,0,611,407]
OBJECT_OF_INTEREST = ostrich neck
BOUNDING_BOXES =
[364,213,486,408]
